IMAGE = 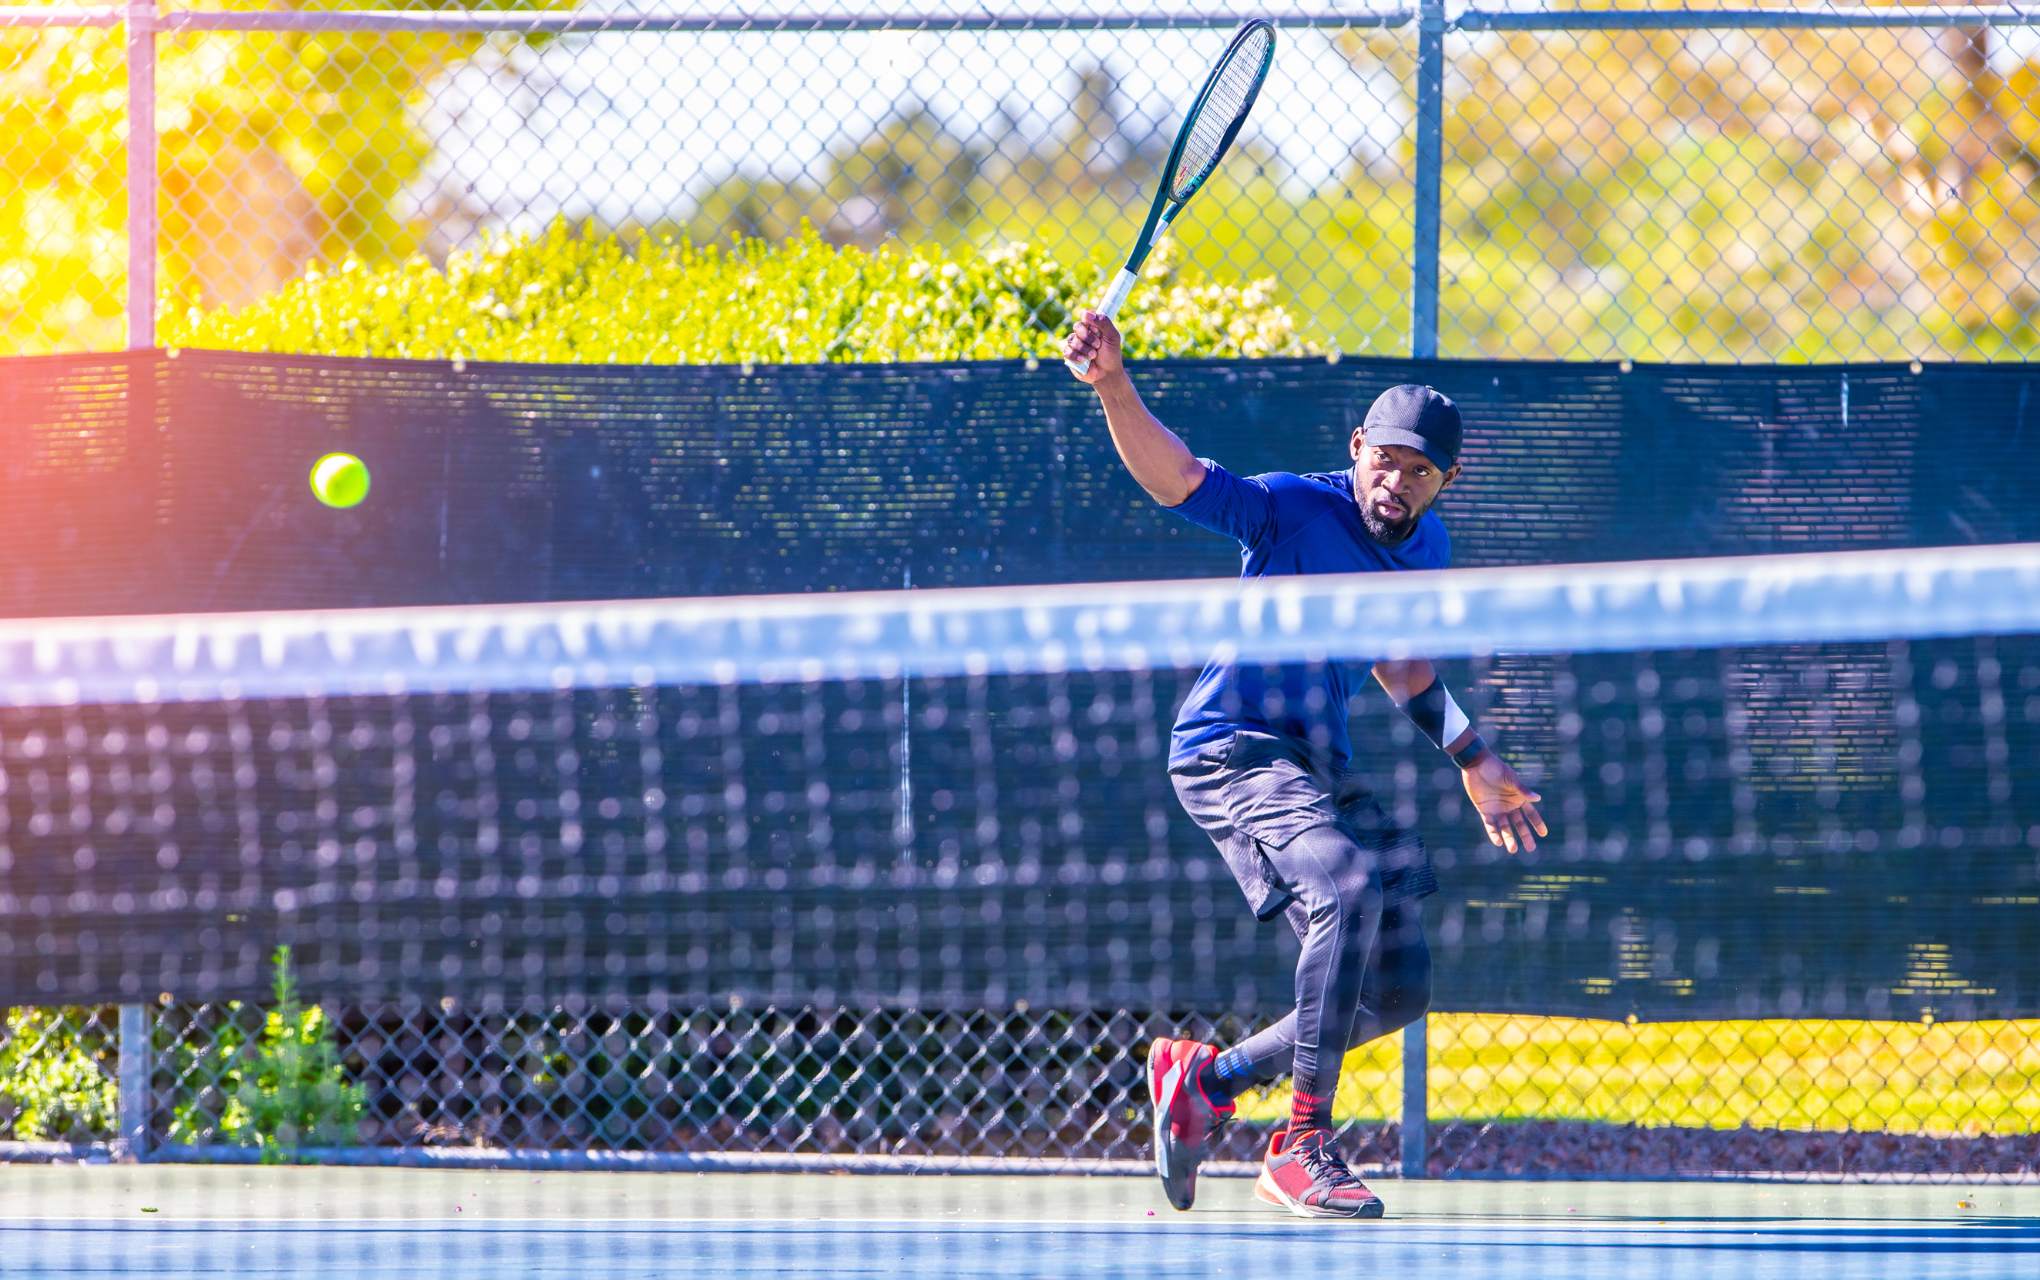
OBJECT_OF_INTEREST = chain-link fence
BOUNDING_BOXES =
[7,2,2040,361]
[5,3,2039,1185]
[7,1000,2036,1178]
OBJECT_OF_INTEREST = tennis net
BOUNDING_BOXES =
[3,544,2039,1177]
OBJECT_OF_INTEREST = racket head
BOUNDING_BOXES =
[1161,20,1276,206]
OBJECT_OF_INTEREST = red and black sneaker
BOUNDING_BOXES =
[1253,1126,1385,1219]
[1146,1037,1235,1211]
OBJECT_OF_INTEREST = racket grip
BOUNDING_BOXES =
[1065,269,1140,376]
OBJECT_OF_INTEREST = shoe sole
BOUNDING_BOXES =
[1255,1169,1385,1220]
[1148,1039,1195,1212]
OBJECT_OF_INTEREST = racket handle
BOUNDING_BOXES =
[1065,268,1140,376]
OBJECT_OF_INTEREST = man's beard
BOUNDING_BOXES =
[1359,492,1422,544]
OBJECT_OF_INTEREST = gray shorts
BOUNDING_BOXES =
[1169,728,1438,924]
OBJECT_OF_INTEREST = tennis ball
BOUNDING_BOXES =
[310,452,371,509]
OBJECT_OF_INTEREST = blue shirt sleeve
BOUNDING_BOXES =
[1165,459,1276,547]
[1422,514,1452,570]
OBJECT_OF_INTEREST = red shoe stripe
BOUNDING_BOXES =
[1147,1039,1174,1091]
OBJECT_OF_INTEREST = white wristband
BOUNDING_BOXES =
[1441,689,1470,747]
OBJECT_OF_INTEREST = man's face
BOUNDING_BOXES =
[1348,432,1459,544]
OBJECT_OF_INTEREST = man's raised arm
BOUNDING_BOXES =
[1064,310,1207,507]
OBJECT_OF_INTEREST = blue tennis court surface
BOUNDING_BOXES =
[4,1168,2035,1278]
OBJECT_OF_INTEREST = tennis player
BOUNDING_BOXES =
[1064,313,1548,1218]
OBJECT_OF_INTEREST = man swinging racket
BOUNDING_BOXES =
[1065,314,1549,1219]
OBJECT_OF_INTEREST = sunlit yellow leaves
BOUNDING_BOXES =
[0,21,126,352]
[1,0,566,354]
[1997,62,2040,154]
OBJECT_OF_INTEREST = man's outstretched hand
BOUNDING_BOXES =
[1462,753,1548,855]
[1063,310,1124,384]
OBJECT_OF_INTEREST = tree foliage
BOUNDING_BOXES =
[1344,14,2040,357]
[0,0,565,354]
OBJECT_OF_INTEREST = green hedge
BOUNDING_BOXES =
[164,221,1319,363]
[0,1007,118,1142]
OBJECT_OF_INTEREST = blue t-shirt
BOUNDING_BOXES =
[1166,459,1451,771]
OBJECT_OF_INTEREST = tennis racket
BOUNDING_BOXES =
[1066,20,1276,375]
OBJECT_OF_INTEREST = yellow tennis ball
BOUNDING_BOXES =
[310,452,371,509]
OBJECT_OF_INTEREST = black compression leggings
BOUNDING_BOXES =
[1219,823,1433,1104]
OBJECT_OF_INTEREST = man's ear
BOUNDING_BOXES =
[1349,427,1366,461]
[1440,462,1463,490]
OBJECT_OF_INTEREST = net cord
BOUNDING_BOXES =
[4,544,2037,708]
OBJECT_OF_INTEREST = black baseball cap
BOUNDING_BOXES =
[1361,384,1461,471]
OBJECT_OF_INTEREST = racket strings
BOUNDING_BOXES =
[1171,27,1273,201]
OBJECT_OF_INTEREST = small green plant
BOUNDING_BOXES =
[163,219,1318,364]
[0,1007,118,1142]
[213,947,366,1163]
[162,1004,254,1147]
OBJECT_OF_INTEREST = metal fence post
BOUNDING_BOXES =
[1411,0,1445,360]
[126,0,157,351]
[1400,1014,1428,1177]
[116,1003,152,1159]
